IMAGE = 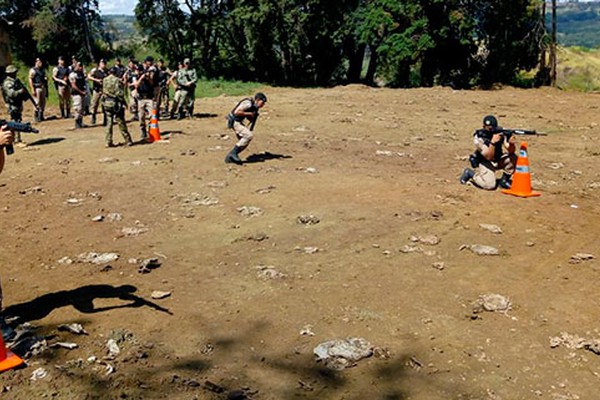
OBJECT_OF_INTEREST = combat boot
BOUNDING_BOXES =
[75,117,83,129]
[0,316,15,342]
[60,108,65,119]
[91,114,96,125]
[224,146,243,165]
[102,114,107,127]
[498,173,512,189]
[459,168,475,185]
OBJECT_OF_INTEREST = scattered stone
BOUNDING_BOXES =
[57,256,73,265]
[78,252,119,264]
[181,193,220,207]
[151,290,171,300]
[293,125,310,132]
[550,332,600,356]
[107,212,123,222]
[479,223,503,234]
[300,325,315,336]
[237,206,263,217]
[106,339,120,359]
[180,149,196,156]
[459,244,500,256]
[410,234,440,245]
[98,157,119,164]
[138,258,161,274]
[399,245,422,253]
[255,265,286,280]
[58,323,88,335]
[256,185,276,194]
[247,232,269,242]
[314,337,374,370]
[432,261,445,270]
[30,367,48,381]
[547,162,564,170]
[207,181,228,188]
[121,226,149,237]
[49,342,79,350]
[569,253,595,264]
[297,215,320,225]
[19,186,44,195]
[92,215,104,222]
[204,380,226,394]
[473,293,512,314]
[66,198,83,205]
[373,347,391,360]
[295,246,319,254]
[296,166,319,173]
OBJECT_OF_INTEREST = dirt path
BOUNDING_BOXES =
[1,85,599,399]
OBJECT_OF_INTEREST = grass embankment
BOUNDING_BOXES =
[556,46,600,92]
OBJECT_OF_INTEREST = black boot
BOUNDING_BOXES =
[140,127,148,143]
[102,113,107,127]
[91,114,96,125]
[460,168,475,185]
[498,173,512,189]
[224,146,243,165]
[75,117,83,129]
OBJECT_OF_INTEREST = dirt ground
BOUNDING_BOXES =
[1,85,600,400]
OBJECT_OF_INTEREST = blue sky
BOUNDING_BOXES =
[99,0,136,15]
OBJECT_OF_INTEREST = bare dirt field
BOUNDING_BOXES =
[1,85,600,400]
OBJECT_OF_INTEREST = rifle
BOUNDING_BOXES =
[1,120,40,155]
[24,88,39,111]
[495,127,546,139]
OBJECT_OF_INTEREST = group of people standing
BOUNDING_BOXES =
[2,56,199,147]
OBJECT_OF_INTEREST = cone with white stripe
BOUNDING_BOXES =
[502,141,541,198]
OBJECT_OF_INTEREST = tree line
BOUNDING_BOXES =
[1,0,548,89]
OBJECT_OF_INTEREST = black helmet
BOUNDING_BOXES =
[483,115,498,128]
[255,92,267,103]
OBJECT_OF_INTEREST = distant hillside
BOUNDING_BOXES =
[102,14,137,41]
[550,2,600,48]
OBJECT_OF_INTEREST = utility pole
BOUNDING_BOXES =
[549,0,557,87]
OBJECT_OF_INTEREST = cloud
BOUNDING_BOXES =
[99,0,136,15]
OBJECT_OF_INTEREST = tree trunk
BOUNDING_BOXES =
[346,42,366,83]
[550,0,557,87]
[364,46,377,85]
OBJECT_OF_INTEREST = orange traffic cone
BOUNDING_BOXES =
[147,108,161,143]
[502,141,541,198]
[0,332,24,373]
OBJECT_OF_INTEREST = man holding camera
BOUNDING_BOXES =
[460,115,517,190]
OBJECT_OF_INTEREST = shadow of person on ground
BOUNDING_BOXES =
[244,152,293,164]
[4,284,172,325]
[192,113,218,119]
[27,137,65,147]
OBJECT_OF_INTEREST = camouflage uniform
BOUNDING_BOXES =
[125,61,139,120]
[471,134,517,190]
[2,70,26,141]
[224,93,267,164]
[175,62,197,119]
[102,72,133,147]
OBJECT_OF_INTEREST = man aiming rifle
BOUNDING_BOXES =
[460,115,540,190]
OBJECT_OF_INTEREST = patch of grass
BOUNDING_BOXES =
[557,46,600,92]
[195,79,265,98]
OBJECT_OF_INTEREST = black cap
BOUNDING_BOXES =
[108,66,119,75]
[255,92,267,102]
[483,115,498,128]
[145,56,154,62]
[99,58,107,64]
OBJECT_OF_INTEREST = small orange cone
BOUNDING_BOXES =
[148,108,161,143]
[502,141,541,198]
[0,332,24,373]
